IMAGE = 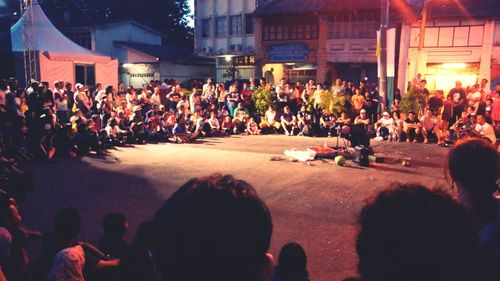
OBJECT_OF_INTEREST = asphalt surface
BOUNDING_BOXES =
[21,135,451,281]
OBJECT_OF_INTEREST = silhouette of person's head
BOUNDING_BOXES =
[447,138,498,200]
[274,242,309,281]
[153,174,273,281]
[356,184,483,281]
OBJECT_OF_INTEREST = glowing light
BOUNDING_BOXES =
[224,55,232,62]
[439,63,467,69]
[122,63,134,68]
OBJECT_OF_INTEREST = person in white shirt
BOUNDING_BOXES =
[374,111,395,141]
[275,78,290,110]
[208,111,220,135]
[467,84,482,115]
[150,89,161,106]
[473,115,496,144]
[53,80,69,123]
[202,78,216,103]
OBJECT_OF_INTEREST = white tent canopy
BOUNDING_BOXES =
[10,0,118,87]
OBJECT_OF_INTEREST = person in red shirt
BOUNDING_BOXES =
[240,82,254,117]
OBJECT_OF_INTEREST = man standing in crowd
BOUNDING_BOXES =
[449,80,467,124]
[53,81,69,124]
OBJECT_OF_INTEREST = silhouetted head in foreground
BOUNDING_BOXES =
[356,184,485,281]
[273,242,309,281]
[447,138,499,207]
[153,174,273,281]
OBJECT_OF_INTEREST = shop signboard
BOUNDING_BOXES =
[268,44,308,62]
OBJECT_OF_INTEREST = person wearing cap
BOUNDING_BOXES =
[73,84,91,115]
[374,111,395,141]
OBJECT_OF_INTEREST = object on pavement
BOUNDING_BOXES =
[334,155,346,166]
[284,149,316,162]
[307,146,338,159]
[352,146,370,167]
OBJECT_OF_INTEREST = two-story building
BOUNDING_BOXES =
[194,0,264,82]
[253,0,325,84]
[398,0,500,94]
[253,0,411,85]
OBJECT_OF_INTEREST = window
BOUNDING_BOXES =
[269,25,276,40]
[215,17,227,37]
[245,14,254,34]
[410,25,484,48]
[263,26,270,40]
[65,30,92,50]
[75,64,95,87]
[262,23,318,41]
[230,15,242,36]
[328,10,378,39]
[202,19,211,38]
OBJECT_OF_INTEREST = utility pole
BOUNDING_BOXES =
[379,0,389,110]
[415,0,429,76]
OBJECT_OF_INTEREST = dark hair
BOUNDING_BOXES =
[274,243,309,281]
[357,184,482,281]
[54,207,81,241]
[105,85,114,94]
[102,213,127,237]
[153,174,272,281]
[447,138,498,194]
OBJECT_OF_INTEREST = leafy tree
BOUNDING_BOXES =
[307,90,347,115]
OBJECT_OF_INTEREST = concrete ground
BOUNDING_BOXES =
[21,135,450,281]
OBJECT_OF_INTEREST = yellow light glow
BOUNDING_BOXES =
[439,63,467,69]
[225,55,232,62]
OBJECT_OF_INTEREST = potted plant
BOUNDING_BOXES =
[400,87,426,118]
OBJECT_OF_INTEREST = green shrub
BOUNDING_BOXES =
[400,87,426,114]
[252,88,274,116]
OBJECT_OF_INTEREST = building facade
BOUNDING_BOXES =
[253,0,388,85]
[60,21,214,88]
[397,0,500,94]
[194,0,260,82]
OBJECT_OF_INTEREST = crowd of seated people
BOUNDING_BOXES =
[0,136,496,281]
[0,75,498,169]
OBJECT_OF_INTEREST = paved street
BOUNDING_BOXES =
[21,135,450,281]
